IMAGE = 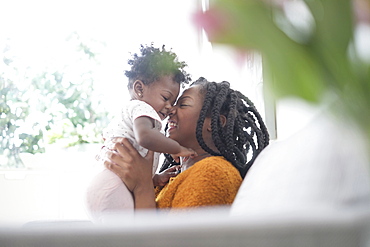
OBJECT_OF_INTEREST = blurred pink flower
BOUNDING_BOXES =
[192,7,231,42]
[353,0,370,24]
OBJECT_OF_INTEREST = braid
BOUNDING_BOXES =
[224,91,238,161]
[240,92,270,148]
[192,77,270,178]
[159,123,180,173]
[159,153,180,173]
[195,79,221,156]
[210,82,229,156]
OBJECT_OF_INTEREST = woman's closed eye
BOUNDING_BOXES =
[175,96,193,108]
[175,101,190,108]
[176,99,190,108]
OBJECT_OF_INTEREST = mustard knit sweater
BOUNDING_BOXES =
[156,156,242,209]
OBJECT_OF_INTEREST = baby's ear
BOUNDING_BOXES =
[133,80,144,98]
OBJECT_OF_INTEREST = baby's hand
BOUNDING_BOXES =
[171,146,197,163]
[153,165,182,187]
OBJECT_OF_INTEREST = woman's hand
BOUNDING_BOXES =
[153,165,181,187]
[104,137,156,209]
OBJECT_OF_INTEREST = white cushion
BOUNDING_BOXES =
[231,112,370,216]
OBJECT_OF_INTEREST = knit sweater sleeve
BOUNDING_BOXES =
[156,156,242,209]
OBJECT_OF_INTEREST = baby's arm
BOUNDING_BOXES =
[134,116,196,157]
[153,165,181,187]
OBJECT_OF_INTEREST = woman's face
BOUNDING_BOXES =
[167,85,205,149]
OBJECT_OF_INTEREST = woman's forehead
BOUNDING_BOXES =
[180,85,201,98]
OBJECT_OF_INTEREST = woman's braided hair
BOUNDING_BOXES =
[160,77,269,178]
[125,44,191,89]
[193,77,269,178]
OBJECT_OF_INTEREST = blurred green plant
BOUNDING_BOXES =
[195,0,370,150]
[0,33,109,168]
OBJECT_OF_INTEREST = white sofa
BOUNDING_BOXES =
[0,206,369,247]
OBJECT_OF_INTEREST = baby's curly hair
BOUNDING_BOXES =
[125,44,191,89]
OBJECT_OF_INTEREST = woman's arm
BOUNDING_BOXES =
[104,137,156,209]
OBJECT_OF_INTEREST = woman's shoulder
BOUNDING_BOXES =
[194,156,232,168]
[191,156,241,178]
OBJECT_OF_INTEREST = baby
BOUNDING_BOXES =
[85,44,195,223]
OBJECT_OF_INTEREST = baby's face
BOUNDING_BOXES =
[141,75,180,120]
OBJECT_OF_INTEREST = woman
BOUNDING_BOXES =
[104,77,269,210]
